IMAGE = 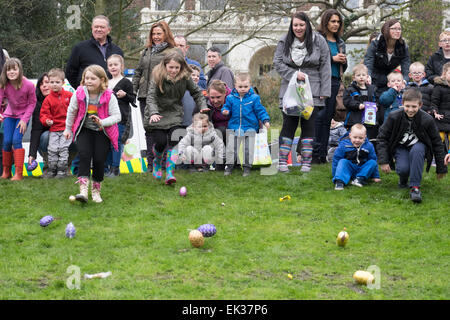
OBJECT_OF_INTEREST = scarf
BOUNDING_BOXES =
[291,37,308,67]
[151,42,169,54]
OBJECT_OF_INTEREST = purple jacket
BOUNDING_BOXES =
[66,86,121,150]
[0,77,36,122]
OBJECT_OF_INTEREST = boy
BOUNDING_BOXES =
[332,123,380,190]
[222,72,270,177]
[343,64,378,141]
[406,62,434,114]
[40,68,73,178]
[426,30,450,85]
[377,89,447,203]
[178,113,225,172]
[181,64,203,128]
[379,71,406,122]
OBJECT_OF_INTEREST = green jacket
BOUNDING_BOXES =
[132,46,180,99]
[144,76,207,131]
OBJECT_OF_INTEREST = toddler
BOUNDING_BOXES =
[40,68,73,178]
[406,62,434,115]
[379,71,405,121]
[222,72,270,177]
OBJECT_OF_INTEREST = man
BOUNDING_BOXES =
[206,46,234,89]
[65,15,124,89]
[174,35,207,89]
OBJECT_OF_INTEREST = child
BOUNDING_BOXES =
[379,71,406,122]
[327,118,347,162]
[426,30,450,85]
[64,65,121,203]
[377,89,447,203]
[40,68,73,178]
[181,64,203,128]
[104,54,136,178]
[0,58,37,181]
[332,123,380,190]
[343,64,378,141]
[221,72,270,177]
[144,51,207,185]
[406,62,434,115]
[178,113,224,172]
[430,62,450,151]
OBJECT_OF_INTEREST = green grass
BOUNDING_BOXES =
[0,164,449,300]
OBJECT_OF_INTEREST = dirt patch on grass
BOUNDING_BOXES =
[347,282,366,294]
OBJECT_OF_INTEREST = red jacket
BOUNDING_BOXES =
[40,88,73,132]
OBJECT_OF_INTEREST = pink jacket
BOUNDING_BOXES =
[0,77,36,123]
[66,86,121,150]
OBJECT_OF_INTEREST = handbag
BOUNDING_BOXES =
[282,71,314,120]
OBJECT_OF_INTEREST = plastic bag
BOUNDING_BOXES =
[282,71,314,120]
[252,129,272,166]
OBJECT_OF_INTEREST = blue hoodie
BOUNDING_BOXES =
[221,87,270,135]
[331,132,379,178]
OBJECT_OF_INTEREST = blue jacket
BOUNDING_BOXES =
[332,132,379,178]
[379,87,403,121]
[222,87,270,135]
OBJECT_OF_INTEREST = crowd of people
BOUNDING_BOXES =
[1,11,449,204]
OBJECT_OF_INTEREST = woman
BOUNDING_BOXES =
[314,9,347,164]
[132,21,180,171]
[193,79,231,170]
[364,19,410,117]
[273,11,331,173]
[27,73,50,173]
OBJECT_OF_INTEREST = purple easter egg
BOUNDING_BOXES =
[27,160,38,171]
[65,222,76,238]
[179,186,187,197]
[197,224,217,237]
[40,215,54,227]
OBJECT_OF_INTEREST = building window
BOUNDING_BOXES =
[156,0,181,11]
[188,43,208,66]
[210,42,229,64]
[200,0,226,11]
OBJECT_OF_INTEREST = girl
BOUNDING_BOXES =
[144,51,207,185]
[0,58,37,181]
[64,65,121,203]
[273,12,331,173]
[105,54,136,177]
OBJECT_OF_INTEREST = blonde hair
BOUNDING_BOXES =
[152,52,192,93]
[352,63,368,75]
[80,65,108,92]
[350,123,367,135]
[48,68,65,81]
[193,112,209,124]
[235,72,251,84]
[439,30,450,40]
[409,62,425,73]
[0,58,23,89]
[107,54,125,76]
[387,71,403,82]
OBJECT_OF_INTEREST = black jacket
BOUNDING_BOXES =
[28,74,49,159]
[406,80,434,114]
[377,109,447,174]
[425,48,450,85]
[430,77,450,132]
[364,35,410,89]
[343,81,377,127]
[65,35,124,89]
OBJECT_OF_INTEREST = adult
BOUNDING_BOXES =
[132,21,180,171]
[206,46,235,89]
[65,15,124,89]
[314,9,347,164]
[174,35,207,89]
[273,11,331,173]
[364,19,410,102]
[426,30,450,85]
[28,73,50,173]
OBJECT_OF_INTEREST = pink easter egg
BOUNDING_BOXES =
[179,186,187,197]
